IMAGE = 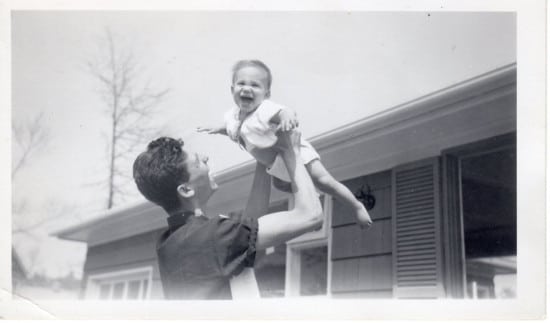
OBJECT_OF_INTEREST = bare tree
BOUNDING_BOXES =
[12,112,53,283]
[13,201,78,236]
[12,112,50,179]
[12,112,52,235]
[86,28,169,209]
[12,112,79,236]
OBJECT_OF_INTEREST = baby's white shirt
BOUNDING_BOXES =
[224,99,283,150]
[223,99,321,181]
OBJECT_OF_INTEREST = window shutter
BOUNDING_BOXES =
[392,157,445,298]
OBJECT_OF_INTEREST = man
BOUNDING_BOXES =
[132,130,322,299]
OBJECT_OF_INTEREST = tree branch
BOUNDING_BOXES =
[86,27,170,209]
[12,112,50,179]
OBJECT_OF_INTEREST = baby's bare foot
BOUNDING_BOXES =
[355,204,373,229]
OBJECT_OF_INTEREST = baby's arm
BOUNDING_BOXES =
[197,124,228,135]
[270,107,299,132]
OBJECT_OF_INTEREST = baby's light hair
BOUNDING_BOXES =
[231,59,272,90]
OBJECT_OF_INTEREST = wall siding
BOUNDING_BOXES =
[84,230,163,272]
[330,171,393,297]
[83,228,166,299]
[332,219,392,258]
[331,255,393,293]
[332,171,391,226]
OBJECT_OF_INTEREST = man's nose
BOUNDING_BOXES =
[201,155,209,163]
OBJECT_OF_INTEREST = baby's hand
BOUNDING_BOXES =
[276,108,299,132]
[197,125,227,135]
[273,129,302,153]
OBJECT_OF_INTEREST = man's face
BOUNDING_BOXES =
[184,151,218,204]
[231,66,270,114]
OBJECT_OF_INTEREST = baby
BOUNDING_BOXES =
[198,60,372,228]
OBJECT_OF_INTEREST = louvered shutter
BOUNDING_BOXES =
[392,157,445,298]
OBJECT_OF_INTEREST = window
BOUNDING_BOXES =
[285,195,331,297]
[86,267,153,300]
[461,148,516,299]
[298,245,328,296]
[254,243,287,298]
[229,195,331,298]
[229,200,290,298]
[253,200,288,298]
[286,241,329,297]
[443,134,516,299]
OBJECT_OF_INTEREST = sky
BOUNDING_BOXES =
[9,11,516,279]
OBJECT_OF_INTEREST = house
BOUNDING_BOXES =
[53,63,517,300]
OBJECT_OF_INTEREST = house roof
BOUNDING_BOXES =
[53,63,517,246]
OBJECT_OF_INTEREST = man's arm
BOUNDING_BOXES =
[255,131,323,250]
[242,162,271,221]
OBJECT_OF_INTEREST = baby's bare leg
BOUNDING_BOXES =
[306,160,373,228]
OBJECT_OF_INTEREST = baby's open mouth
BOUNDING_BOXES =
[241,100,254,107]
[240,94,254,102]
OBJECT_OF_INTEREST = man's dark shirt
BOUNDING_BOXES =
[156,212,258,299]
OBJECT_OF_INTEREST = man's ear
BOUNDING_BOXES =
[177,184,195,198]
[265,89,271,98]
[230,85,235,94]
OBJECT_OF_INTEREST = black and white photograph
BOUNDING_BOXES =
[1,0,546,320]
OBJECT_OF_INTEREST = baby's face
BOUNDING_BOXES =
[231,66,270,114]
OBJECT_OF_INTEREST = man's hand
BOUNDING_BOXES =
[275,108,299,132]
[197,125,227,135]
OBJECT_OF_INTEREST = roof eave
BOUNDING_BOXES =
[53,63,516,244]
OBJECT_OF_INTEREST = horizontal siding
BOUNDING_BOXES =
[151,260,161,280]
[85,260,158,277]
[83,229,166,299]
[332,218,392,260]
[332,171,392,227]
[332,255,392,293]
[150,278,165,299]
[84,229,164,272]
[330,170,393,298]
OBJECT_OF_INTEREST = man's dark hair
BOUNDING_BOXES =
[133,137,190,213]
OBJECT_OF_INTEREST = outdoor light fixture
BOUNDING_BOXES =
[355,184,376,211]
